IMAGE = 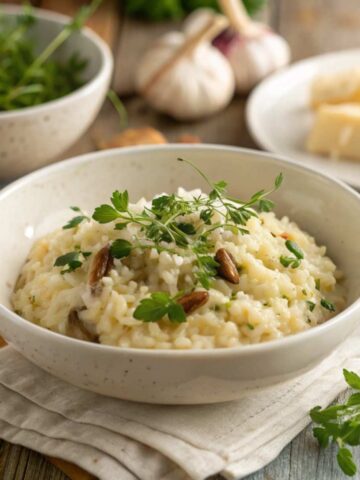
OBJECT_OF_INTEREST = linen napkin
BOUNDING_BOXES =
[1,335,360,480]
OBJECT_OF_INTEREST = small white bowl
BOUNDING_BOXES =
[0,6,113,180]
[0,145,359,404]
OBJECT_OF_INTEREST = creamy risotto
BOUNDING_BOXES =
[12,165,345,349]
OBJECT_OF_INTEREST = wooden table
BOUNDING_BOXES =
[2,0,360,478]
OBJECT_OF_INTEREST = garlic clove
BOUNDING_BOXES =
[217,0,291,93]
[221,28,291,92]
[136,14,235,121]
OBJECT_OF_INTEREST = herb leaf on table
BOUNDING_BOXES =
[311,369,360,477]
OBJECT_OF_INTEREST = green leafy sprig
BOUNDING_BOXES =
[63,206,90,230]
[107,89,128,130]
[54,250,91,274]
[134,292,186,323]
[311,369,360,477]
[92,158,283,289]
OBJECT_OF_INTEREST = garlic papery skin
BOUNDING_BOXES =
[216,0,290,93]
[135,15,235,121]
[215,26,291,93]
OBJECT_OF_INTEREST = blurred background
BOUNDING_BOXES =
[3,0,360,160]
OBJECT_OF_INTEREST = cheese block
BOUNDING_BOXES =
[310,68,360,109]
[307,103,360,161]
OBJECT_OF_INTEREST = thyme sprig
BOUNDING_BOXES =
[92,158,283,289]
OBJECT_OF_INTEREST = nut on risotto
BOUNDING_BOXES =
[12,160,345,349]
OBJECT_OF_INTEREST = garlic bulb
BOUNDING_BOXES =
[212,0,290,93]
[136,14,235,121]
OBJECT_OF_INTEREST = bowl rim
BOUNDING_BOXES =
[0,4,113,119]
[1,143,360,358]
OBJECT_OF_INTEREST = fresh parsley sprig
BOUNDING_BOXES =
[92,158,283,289]
[54,250,91,274]
[133,292,186,323]
[311,369,360,477]
[63,206,90,230]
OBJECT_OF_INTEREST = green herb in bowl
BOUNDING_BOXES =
[0,1,113,180]
[0,0,101,111]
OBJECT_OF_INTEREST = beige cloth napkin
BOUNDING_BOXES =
[1,336,360,480]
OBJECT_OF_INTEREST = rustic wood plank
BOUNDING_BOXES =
[0,441,68,480]
[60,93,258,162]
[47,458,95,480]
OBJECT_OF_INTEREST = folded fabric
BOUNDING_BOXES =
[1,337,360,480]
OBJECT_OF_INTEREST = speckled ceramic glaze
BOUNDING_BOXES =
[0,6,113,181]
[1,145,360,404]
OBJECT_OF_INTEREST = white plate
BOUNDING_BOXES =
[246,49,360,188]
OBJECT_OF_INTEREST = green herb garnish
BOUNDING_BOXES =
[0,0,101,111]
[280,240,304,269]
[311,369,360,477]
[92,158,283,290]
[54,250,91,274]
[285,240,304,259]
[110,239,132,259]
[315,278,321,290]
[123,0,266,21]
[133,292,186,323]
[306,301,316,312]
[63,206,90,229]
[280,256,301,268]
[320,298,336,312]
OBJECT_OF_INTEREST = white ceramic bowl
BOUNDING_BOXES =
[0,145,360,404]
[0,6,113,181]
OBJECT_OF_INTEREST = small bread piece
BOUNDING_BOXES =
[99,127,167,149]
[307,103,360,161]
[310,68,360,109]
